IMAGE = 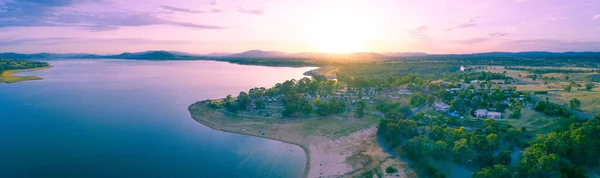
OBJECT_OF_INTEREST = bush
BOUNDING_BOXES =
[386,166,398,173]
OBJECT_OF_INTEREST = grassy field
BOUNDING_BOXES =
[0,66,51,83]
[541,89,600,116]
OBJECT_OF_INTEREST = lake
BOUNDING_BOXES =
[0,60,315,178]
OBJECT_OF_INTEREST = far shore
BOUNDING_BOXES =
[0,66,52,84]
[188,100,412,178]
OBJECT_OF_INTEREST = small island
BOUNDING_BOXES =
[0,59,51,83]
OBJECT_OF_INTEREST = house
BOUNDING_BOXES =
[434,102,450,112]
[470,80,481,84]
[475,109,488,118]
[487,112,502,120]
[490,79,505,84]
[398,89,412,95]
[475,109,502,119]
[446,88,461,92]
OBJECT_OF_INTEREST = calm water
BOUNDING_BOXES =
[0,60,314,178]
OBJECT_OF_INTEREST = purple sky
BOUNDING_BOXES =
[0,0,599,54]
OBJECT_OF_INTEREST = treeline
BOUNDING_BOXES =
[211,75,345,117]
[473,115,600,177]
[0,59,49,74]
[337,69,511,89]
[534,100,571,117]
[505,67,596,74]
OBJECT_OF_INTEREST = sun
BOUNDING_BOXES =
[306,1,374,53]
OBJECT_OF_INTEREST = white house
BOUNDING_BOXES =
[487,112,502,119]
[490,79,506,84]
[475,109,488,118]
[398,89,412,95]
[434,102,450,112]
[475,109,502,119]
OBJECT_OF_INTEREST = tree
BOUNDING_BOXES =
[585,83,595,91]
[510,108,522,119]
[532,75,537,81]
[565,75,569,81]
[473,164,512,178]
[237,92,251,110]
[486,133,499,149]
[355,100,366,118]
[544,80,548,86]
[569,98,580,110]
[426,95,436,106]
[562,84,572,92]
[255,99,266,109]
[410,93,426,107]
[453,138,474,164]
[484,119,499,134]
[386,166,398,173]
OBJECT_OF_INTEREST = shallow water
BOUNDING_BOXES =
[0,60,314,178]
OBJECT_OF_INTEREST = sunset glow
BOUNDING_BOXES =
[0,0,599,54]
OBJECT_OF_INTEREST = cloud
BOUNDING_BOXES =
[502,39,600,51]
[488,32,508,37]
[211,8,223,13]
[238,7,264,15]
[408,26,433,41]
[0,37,204,46]
[161,5,204,14]
[594,14,600,20]
[207,0,218,6]
[449,38,488,44]
[0,0,226,31]
[457,19,477,28]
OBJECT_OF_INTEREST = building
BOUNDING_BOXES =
[434,102,450,112]
[475,109,503,120]
[398,89,412,95]
[475,109,488,118]
[446,88,461,92]
[490,79,506,84]
[470,80,481,84]
[487,112,502,119]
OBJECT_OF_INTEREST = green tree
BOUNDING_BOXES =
[486,133,499,149]
[484,119,499,134]
[453,138,474,164]
[426,95,436,106]
[473,164,512,178]
[569,98,580,110]
[562,84,572,92]
[255,99,266,109]
[355,100,366,118]
[510,108,521,119]
[565,75,569,81]
[237,92,251,110]
[585,83,595,91]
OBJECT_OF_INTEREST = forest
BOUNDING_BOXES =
[0,59,49,74]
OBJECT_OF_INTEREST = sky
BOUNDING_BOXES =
[0,0,599,54]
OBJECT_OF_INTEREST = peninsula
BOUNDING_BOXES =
[188,75,413,177]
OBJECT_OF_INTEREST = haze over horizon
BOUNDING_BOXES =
[1,0,599,54]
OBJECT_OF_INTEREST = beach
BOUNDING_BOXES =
[188,101,411,177]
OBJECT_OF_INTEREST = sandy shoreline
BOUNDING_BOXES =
[0,66,52,83]
[188,101,410,178]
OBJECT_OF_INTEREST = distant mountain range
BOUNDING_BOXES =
[1,50,599,61]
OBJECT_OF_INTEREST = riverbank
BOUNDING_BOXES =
[188,101,410,177]
[0,66,52,83]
